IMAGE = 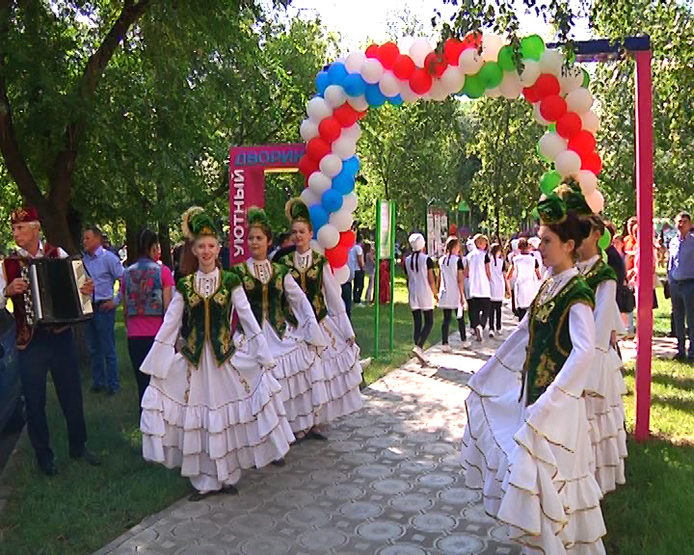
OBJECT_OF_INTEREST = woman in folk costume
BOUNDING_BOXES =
[460,190,607,554]
[139,207,294,501]
[569,185,627,495]
[278,199,363,425]
[232,207,329,443]
[437,236,470,352]
[404,232,437,365]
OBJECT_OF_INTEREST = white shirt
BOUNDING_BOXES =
[347,244,363,281]
[489,255,506,301]
[404,252,434,310]
[466,249,491,299]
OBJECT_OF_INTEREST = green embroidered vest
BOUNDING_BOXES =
[176,271,241,367]
[278,250,328,323]
[522,274,595,405]
[231,261,298,338]
[582,256,617,293]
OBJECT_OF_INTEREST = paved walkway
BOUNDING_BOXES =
[97,319,522,554]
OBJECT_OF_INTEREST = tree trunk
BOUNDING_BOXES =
[158,220,172,268]
[125,221,140,266]
[39,205,80,254]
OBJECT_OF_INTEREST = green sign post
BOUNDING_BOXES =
[374,200,396,358]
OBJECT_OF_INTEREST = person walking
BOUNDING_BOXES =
[437,237,469,352]
[349,235,365,305]
[465,234,492,342]
[488,243,508,337]
[82,226,124,395]
[668,212,694,361]
[363,241,376,304]
[506,238,541,321]
[404,233,437,364]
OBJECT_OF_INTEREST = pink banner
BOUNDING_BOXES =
[228,143,305,266]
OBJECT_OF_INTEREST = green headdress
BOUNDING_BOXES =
[247,206,273,238]
[536,195,567,226]
[553,179,593,217]
[182,206,219,241]
[285,197,311,225]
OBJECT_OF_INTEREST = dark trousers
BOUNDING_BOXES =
[468,297,491,329]
[517,307,528,321]
[412,309,434,348]
[341,281,353,318]
[353,270,365,303]
[127,337,155,412]
[489,301,503,330]
[85,307,119,391]
[441,308,466,343]
[18,328,87,465]
[671,279,694,358]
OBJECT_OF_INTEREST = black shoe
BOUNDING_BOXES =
[221,484,239,495]
[305,429,328,441]
[673,353,688,362]
[107,388,120,396]
[38,460,58,477]
[271,458,286,467]
[90,385,105,393]
[70,449,102,466]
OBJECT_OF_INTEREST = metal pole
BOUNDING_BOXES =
[374,200,381,359]
[389,202,397,352]
[634,49,654,442]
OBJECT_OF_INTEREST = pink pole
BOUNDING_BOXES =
[634,50,654,442]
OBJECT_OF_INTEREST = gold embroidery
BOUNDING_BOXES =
[533,353,557,389]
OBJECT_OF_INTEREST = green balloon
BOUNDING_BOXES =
[479,61,503,89]
[598,228,611,250]
[531,207,540,220]
[521,34,545,61]
[582,68,590,88]
[540,170,562,195]
[548,123,557,132]
[463,73,485,98]
[497,45,516,71]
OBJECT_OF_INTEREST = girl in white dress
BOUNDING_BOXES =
[465,234,492,342]
[278,199,363,425]
[506,238,542,321]
[437,237,469,352]
[460,191,607,554]
[404,232,437,364]
[488,243,508,337]
[139,207,294,501]
[232,208,329,444]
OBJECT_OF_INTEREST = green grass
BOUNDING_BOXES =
[652,281,672,337]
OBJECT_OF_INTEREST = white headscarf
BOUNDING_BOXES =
[408,232,425,252]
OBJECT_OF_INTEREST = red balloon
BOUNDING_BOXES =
[424,52,447,77]
[568,130,597,156]
[333,103,359,127]
[393,54,416,80]
[443,38,465,65]
[556,111,583,139]
[298,155,318,178]
[365,44,379,58]
[325,245,348,268]
[534,73,560,100]
[306,137,331,162]
[338,230,356,249]
[409,68,433,94]
[318,117,341,143]
[539,94,567,121]
[461,31,482,49]
[522,85,540,104]
[377,42,400,69]
[581,151,603,175]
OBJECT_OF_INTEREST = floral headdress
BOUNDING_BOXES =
[181,206,219,241]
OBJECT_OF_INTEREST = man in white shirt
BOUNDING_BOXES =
[349,238,365,305]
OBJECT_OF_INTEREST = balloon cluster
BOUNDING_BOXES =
[298,33,603,282]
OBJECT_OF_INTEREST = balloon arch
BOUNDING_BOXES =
[296,33,605,283]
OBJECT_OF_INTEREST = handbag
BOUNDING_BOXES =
[618,285,636,313]
[664,279,671,299]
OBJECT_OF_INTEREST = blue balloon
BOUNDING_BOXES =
[342,156,360,178]
[343,73,367,97]
[309,204,329,232]
[327,62,348,86]
[322,189,344,213]
[365,83,386,107]
[332,171,355,195]
[388,94,403,106]
[315,71,329,95]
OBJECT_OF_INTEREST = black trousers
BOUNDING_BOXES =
[412,309,434,348]
[441,308,466,343]
[17,328,87,465]
[353,270,365,303]
[341,281,353,318]
[468,297,491,329]
[127,337,155,413]
[516,307,528,321]
[489,301,503,330]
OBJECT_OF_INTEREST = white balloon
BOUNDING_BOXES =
[342,192,358,213]
[481,33,505,62]
[345,51,367,73]
[379,72,401,97]
[317,224,340,249]
[581,110,600,133]
[319,154,343,178]
[308,172,332,195]
[533,103,550,126]
[360,59,384,84]
[458,48,483,75]
[300,187,319,207]
[400,83,419,103]
[554,149,582,177]
[566,88,594,114]
[539,48,564,75]
[577,170,598,197]
[440,66,465,95]
[332,136,357,159]
[559,65,584,95]
[310,239,325,254]
[307,96,332,123]
[499,71,522,98]
[332,264,350,284]
[519,60,541,87]
[427,79,448,101]
[486,86,502,98]
[329,210,354,232]
[347,95,369,112]
[538,133,567,161]
[409,38,433,67]
[299,119,319,141]
[324,85,347,109]
[342,123,361,142]
[585,189,604,213]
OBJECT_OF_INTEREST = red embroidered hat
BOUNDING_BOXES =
[10,206,40,225]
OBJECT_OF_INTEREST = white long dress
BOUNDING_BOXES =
[460,268,607,554]
[235,258,329,435]
[404,252,435,311]
[577,255,628,495]
[489,256,506,302]
[513,253,539,309]
[438,254,463,310]
[286,250,363,423]
[139,268,295,494]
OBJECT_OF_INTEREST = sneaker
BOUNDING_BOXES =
[475,325,483,342]
[441,344,452,353]
[360,357,372,369]
[460,340,472,349]
[489,330,495,339]
[411,346,429,365]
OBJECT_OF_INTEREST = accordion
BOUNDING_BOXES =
[23,257,94,325]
